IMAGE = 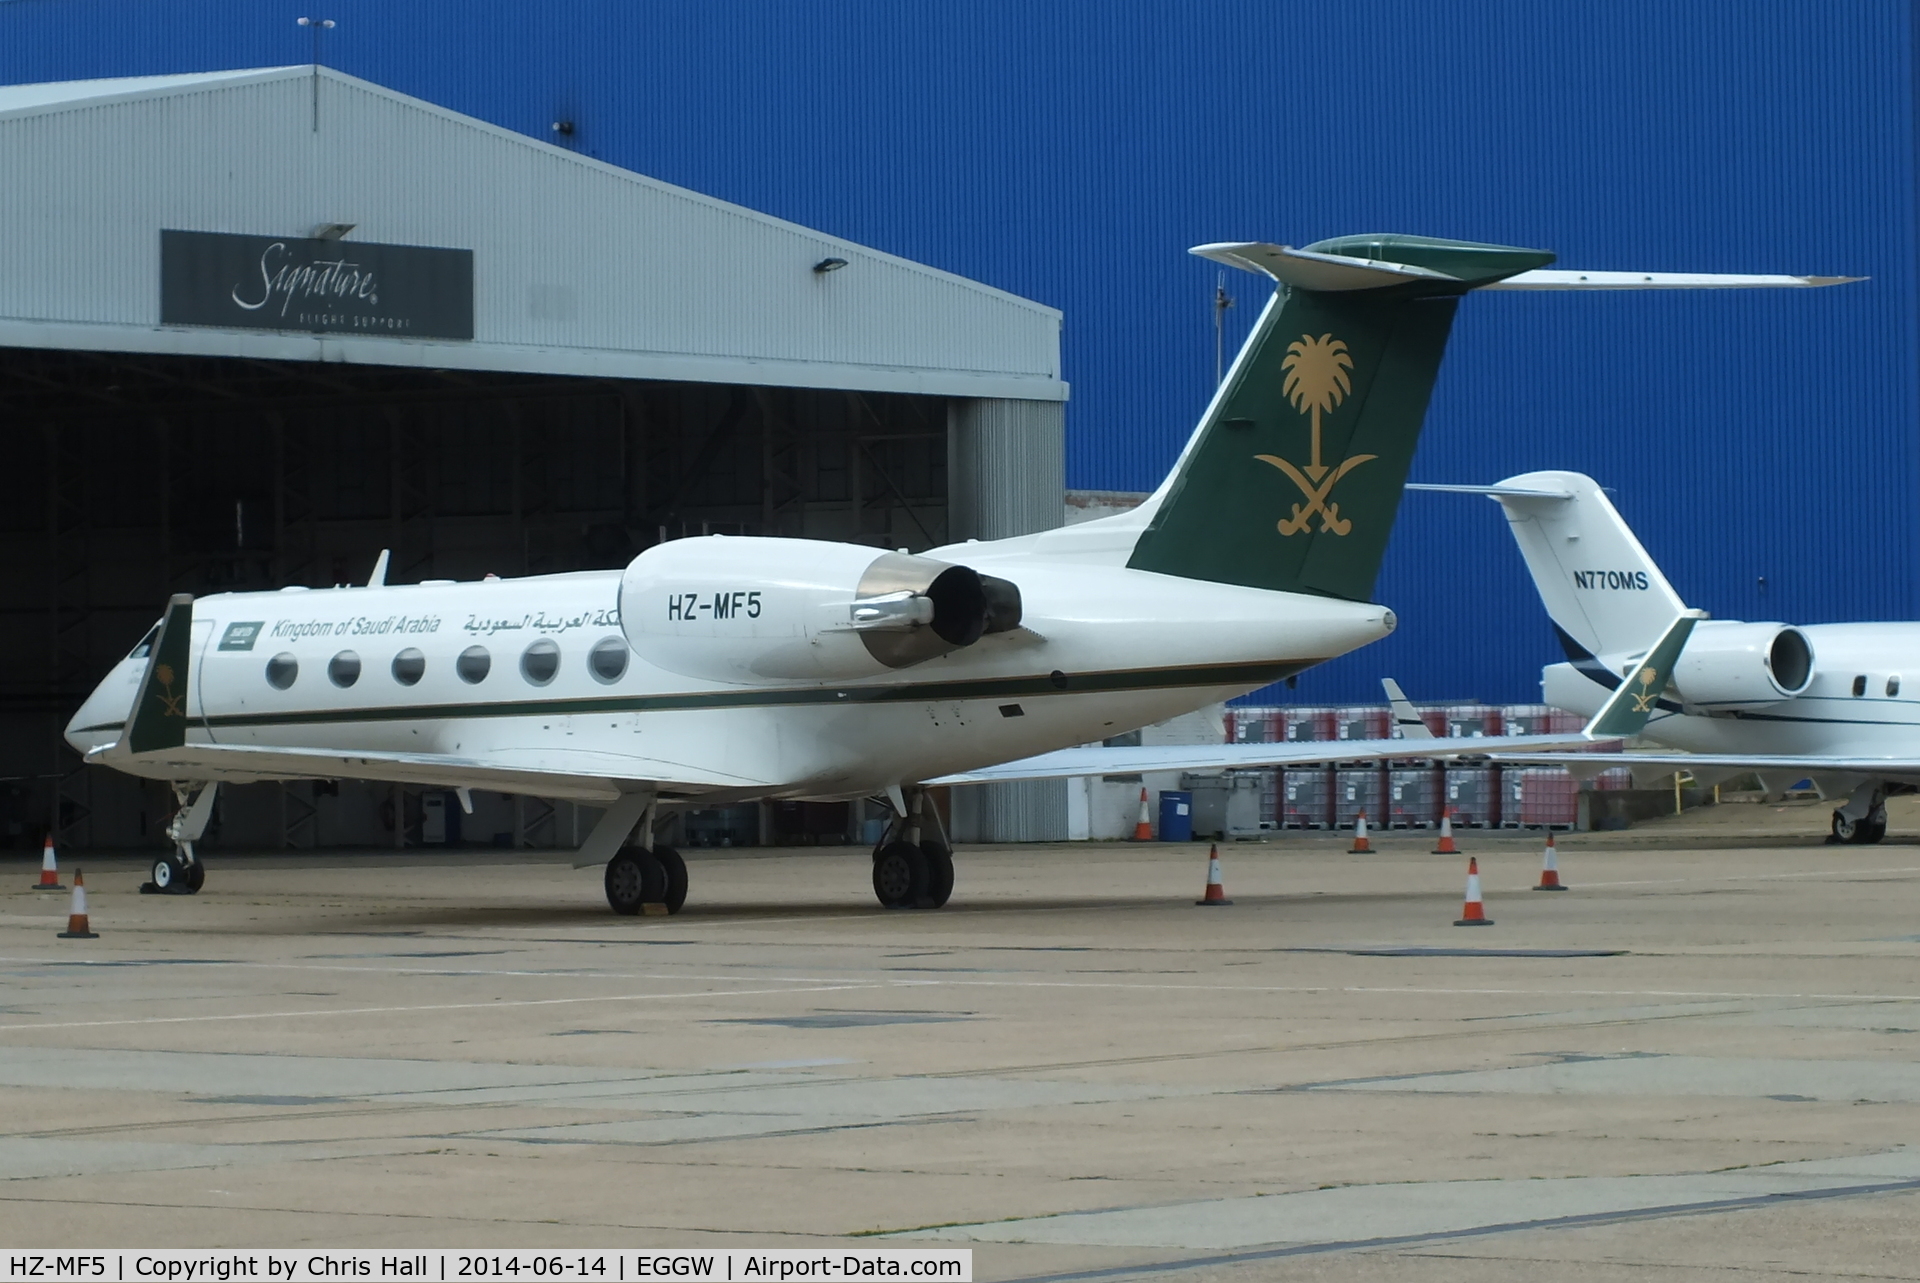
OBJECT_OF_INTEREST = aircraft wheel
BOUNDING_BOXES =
[605,849,666,915]
[653,845,688,914]
[919,842,954,910]
[184,859,206,894]
[150,853,189,894]
[872,840,929,909]
[1862,805,1889,844]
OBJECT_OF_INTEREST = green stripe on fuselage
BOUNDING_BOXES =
[73,657,1319,735]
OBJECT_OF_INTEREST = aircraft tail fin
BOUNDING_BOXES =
[1486,471,1689,658]
[1126,235,1556,602]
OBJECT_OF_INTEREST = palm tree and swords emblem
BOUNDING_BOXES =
[1258,333,1376,536]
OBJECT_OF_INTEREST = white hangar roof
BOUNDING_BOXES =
[0,66,1065,400]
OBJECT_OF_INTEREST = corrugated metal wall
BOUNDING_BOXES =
[1,0,1912,705]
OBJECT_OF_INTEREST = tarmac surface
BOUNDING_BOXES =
[4,794,1920,1280]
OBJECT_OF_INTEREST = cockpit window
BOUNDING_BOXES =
[128,625,160,660]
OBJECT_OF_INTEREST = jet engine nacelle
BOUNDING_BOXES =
[618,536,1021,683]
[1670,620,1815,709]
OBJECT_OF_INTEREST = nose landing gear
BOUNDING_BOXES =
[146,782,216,895]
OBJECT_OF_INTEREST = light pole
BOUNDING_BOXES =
[296,17,335,132]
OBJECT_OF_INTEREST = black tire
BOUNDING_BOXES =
[605,849,666,915]
[184,859,206,893]
[653,845,688,914]
[1834,808,1883,845]
[151,853,187,893]
[872,840,929,908]
[919,841,954,909]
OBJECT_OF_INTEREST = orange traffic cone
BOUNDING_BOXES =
[1432,808,1458,856]
[1454,857,1493,926]
[1348,810,1372,853]
[34,834,63,891]
[1533,833,1567,891]
[1195,843,1233,905]
[57,869,97,939]
[1131,788,1154,842]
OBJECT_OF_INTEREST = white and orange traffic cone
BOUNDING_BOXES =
[1454,857,1493,926]
[1349,810,1372,854]
[57,870,97,939]
[1132,788,1154,842]
[1432,808,1458,856]
[1533,832,1567,891]
[34,834,63,891]
[1195,843,1233,906]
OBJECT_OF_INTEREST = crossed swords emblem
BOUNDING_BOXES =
[153,663,186,719]
[1630,666,1661,712]
[1256,451,1377,536]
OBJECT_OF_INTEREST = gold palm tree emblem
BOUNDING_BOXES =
[1281,333,1353,481]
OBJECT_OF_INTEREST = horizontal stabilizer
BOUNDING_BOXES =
[1405,482,1573,499]
[1190,243,1455,291]
[1482,270,1863,290]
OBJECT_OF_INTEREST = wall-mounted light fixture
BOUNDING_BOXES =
[310,222,356,240]
[552,120,575,136]
[813,257,848,274]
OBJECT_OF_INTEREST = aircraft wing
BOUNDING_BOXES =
[1481,750,1920,785]
[934,610,1706,787]
[88,740,772,803]
[926,732,1605,785]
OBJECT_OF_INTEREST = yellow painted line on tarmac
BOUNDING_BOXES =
[1575,865,1920,888]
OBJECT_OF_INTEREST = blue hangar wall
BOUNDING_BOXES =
[3,0,1914,707]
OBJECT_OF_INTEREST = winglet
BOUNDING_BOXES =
[1381,678,1433,740]
[122,593,194,755]
[368,549,390,588]
[1582,609,1706,740]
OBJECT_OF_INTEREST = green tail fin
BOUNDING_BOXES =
[126,593,194,754]
[1127,234,1554,601]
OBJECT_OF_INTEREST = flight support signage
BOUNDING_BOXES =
[160,229,474,339]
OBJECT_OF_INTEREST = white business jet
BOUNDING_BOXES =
[64,237,1852,912]
[1421,470,1917,843]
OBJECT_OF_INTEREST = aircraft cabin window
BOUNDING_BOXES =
[521,639,560,686]
[589,636,629,684]
[391,648,426,686]
[456,645,491,684]
[1852,675,1868,697]
[265,653,299,690]
[1890,676,1903,697]
[328,651,361,688]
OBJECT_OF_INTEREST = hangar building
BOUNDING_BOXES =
[0,66,1068,851]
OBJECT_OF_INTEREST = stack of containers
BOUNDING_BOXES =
[1387,704,1446,828]
[1442,703,1504,827]
[1329,706,1388,829]
[1505,766,1579,828]
[1280,707,1335,828]
[1225,705,1285,827]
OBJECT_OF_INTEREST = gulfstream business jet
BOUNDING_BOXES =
[1425,470,1917,843]
[64,238,1852,913]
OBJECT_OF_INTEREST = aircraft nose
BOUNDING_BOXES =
[64,672,124,753]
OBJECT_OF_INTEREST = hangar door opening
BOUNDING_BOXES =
[3,346,952,852]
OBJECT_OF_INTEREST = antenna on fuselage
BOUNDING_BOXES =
[367,549,390,588]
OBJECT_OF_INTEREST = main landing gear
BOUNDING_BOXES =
[871,787,954,910]
[605,843,687,916]
[147,782,216,895]
[1832,783,1889,844]
[587,793,688,916]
